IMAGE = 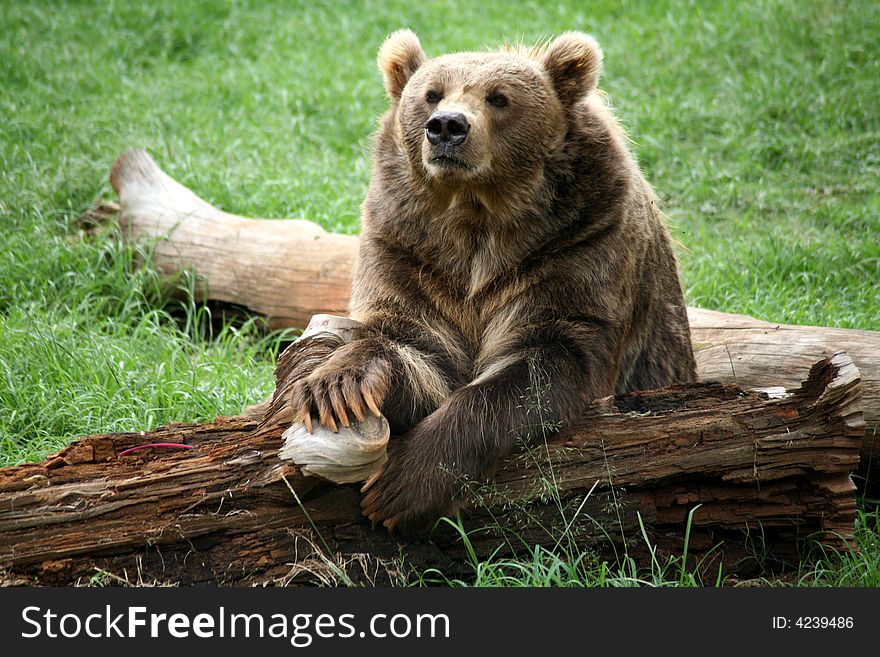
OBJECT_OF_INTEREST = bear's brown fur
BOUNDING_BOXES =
[290,30,697,533]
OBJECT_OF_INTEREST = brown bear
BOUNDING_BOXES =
[289,30,697,533]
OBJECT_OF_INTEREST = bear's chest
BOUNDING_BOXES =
[411,235,531,350]
[393,191,540,346]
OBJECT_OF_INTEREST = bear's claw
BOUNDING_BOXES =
[289,357,390,433]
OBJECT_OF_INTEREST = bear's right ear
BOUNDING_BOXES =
[541,32,603,106]
[377,29,427,101]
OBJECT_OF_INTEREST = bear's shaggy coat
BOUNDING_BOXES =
[290,30,697,532]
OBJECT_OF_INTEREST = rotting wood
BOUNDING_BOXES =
[0,353,865,585]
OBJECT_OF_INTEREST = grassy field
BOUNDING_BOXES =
[1,0,878,585]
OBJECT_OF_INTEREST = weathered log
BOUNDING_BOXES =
[0,353,864,585]
[109,149,357,330]
[104,148,880,486]
[689,308,880,493]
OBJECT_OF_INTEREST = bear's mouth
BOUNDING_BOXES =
[428,153,473,171]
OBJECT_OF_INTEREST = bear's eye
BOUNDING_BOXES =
[486,93,508,108]
[425,90,443,104]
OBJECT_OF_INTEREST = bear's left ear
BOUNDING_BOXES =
[541,32,603,106]
[377,29,427,101]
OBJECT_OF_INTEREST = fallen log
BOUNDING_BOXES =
[103,149,880,488]
[0,353,865,585]
[108,149,357,330]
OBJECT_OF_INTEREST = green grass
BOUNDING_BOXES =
[1,0,877,586]
[797,509,880,586]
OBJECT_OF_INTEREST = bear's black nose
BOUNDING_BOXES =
[425,112,470,146]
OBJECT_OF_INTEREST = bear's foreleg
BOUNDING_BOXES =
[290,325,459,435]
[361,329,611,534]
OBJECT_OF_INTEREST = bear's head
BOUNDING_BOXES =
[377,30,603,187]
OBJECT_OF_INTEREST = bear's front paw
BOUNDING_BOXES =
[360,439,458,536]
[290,351,390,433]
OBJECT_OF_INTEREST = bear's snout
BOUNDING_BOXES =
[425,112,470,146]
